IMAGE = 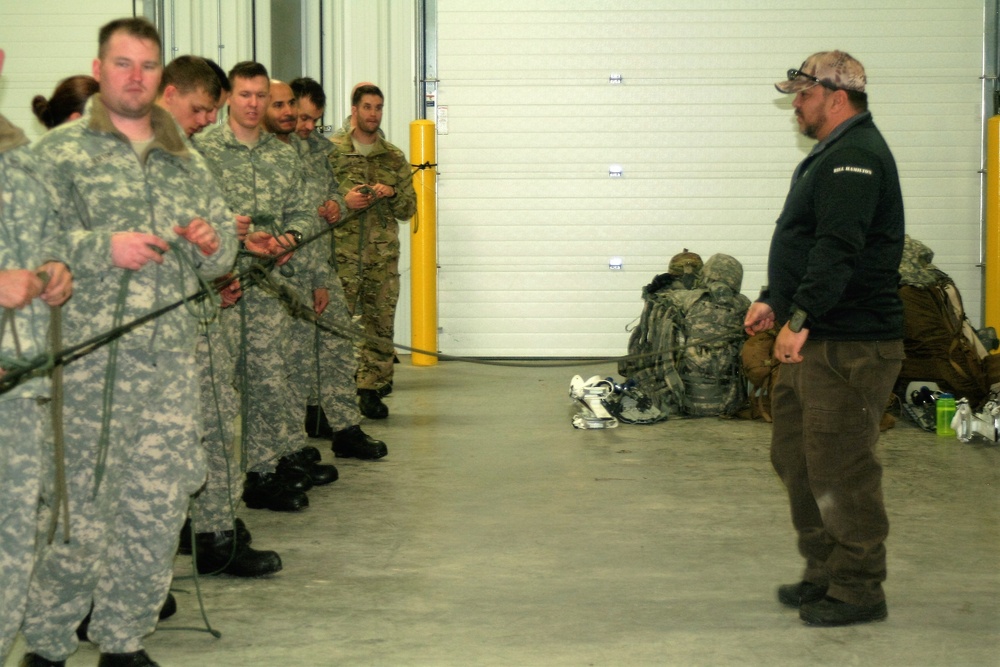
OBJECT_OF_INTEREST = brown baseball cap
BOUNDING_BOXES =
[775,50,866,94]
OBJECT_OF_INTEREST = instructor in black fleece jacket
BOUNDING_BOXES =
[744,51,905,628]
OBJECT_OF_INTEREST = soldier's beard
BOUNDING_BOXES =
[103,94,156,121]
[264,116,294,138]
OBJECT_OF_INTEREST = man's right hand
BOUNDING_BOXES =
[214,274,242,308]
[111,232,169,271]
[0,269,45,309]
[345,184,375,210]
[744,301,775,336]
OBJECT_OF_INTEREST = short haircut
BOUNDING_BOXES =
[352,84,383,108]
[290,77,326,109]
[159,55,221,99]
[204,58,231,93]
[98,17,162,59]
[845,89,869,113]
[32,75,99,129]
[228,61,269,85]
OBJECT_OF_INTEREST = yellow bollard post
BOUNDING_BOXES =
[410,119,438,366]
[986,116,1000,336]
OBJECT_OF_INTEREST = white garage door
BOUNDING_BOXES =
[433,0,988,357]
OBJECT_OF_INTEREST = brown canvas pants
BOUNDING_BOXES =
[770,339,904,606]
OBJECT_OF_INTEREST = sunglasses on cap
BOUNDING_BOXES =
[786,68,841,92]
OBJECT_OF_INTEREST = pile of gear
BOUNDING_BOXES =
[893,235,1000,441]
[571,250,751,429]
[570,238,1000,440]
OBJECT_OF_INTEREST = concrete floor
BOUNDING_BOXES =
[7,357,1000,666]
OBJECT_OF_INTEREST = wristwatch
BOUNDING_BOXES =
[284,230,303,245]
[788,307,808,333]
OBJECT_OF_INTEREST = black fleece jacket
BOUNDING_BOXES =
[760,111,904,341]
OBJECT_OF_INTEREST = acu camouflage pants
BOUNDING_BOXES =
[21,348,205,658]
[0,397,47,663]
[191,326,243,534]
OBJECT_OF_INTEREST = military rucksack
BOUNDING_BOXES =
[897,235,1000,409]
[620,252,751,418]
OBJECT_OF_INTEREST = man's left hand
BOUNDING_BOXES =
[37,261,73,306]
[175,218,220,256]
[774,324,809,363]
[245,231,294,265]
[318,200,341,225]
[234,214,252,241]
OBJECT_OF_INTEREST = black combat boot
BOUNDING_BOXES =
[358,388,388,419]
[305,405,334,438]
[277,449,338,486]
[243,472,309,512]
[96,650,159,667]
[332,425,388,460]
[298,445,322,463]
[178,516,252,555]
[193,528,282,577]
[270,460,313,492]
[19,654,65,667]
[777,581,828,608]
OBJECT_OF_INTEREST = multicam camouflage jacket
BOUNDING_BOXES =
[194,123,323,289]
[0,114,67,399]
[328,131,417,235]
[30,96,238,355]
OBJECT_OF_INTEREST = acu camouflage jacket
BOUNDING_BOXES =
[31,96,238,356]
[0,114,67,399]
[195,123,325,291]
[288,131,344,291]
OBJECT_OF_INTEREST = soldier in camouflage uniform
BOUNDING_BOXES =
[329,81,383,141]
[19,19,238,667]
[263,81,343,434]
[329,84,417,419]
[0,95,74,661]
[244,79,347,484]
[279,77,388,459]
[156,56,283,577]
[194,62,328,513]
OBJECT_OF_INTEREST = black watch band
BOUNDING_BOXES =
[284,230,303,245]
[788,307,808,333]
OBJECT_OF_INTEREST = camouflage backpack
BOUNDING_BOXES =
[897,235,1000,408]
[620,252,751,418]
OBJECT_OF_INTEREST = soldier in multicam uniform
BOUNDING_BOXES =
[329,83,417,419]
[329,82,383,142]
[270,76,389,460]
[156,55,283,578]
[0,49,74,665]
[194,62,335,514]
[18,18,238,667]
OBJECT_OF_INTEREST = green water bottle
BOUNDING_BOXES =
[936,392,956,437]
